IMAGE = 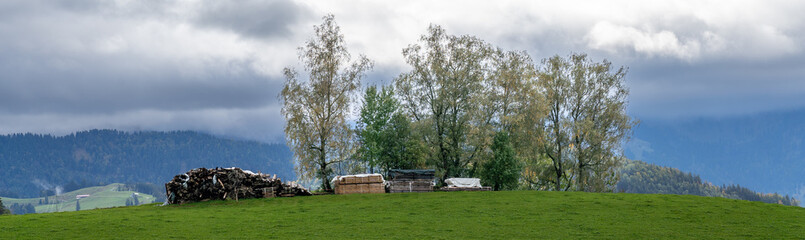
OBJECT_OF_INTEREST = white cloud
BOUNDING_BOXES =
[586,22,704,60]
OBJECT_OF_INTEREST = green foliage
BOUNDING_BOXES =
[618,160,799,206]
[357,86,397,172]
[357,86,426,176]
[0,130,294,198]
[1,191,804,238]
[383,113,428,171]
[0,198,10,215]
[7,203,35,215]
[481,132,521,191]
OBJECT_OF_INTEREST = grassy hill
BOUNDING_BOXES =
[3,183,155,213]
[1,191,803,239]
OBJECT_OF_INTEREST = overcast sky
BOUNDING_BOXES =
[1,0,803,142]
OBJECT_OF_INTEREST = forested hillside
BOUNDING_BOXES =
[0,130,294,198]
[618,160,799,206]
[627,109,805,200]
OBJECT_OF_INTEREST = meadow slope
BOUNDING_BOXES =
[3,183,155,213]
[1,191,803,239]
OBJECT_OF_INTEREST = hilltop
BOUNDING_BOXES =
[1,191,803,239]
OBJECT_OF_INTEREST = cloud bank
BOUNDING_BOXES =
[0,0,804,141]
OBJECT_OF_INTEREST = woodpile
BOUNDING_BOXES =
[332,174,385,194]
[165,167,311,204]
[387,169,435,193]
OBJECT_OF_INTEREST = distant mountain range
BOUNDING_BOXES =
[626,108,805,201]
[0,130,294,198]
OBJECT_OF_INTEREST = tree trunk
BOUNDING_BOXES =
[320,162,331,191]
[554,170,561,191]
[319,138,331,191]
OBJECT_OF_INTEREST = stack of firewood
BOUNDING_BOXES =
[280,181,312,197]
[165,167,311,204]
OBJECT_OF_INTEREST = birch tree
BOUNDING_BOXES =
[538,53,634,191]
[280,15,372,191]
[482,50,548,188]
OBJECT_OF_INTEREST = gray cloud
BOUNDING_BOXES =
[0,47,281,114]
[1,0,805,142]
[0,0,310,142]
[194,0,313,39]
[626,55,805,119]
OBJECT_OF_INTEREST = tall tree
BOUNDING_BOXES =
[280,15,373,191]
[480,50,547,188]
[357,86,426,176]
[356,86,397,173]
[481,131,521,191]
[539,53,635,191]
[395,25,493,184]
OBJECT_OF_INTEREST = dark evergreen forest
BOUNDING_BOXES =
[0,130,294,198]
[618,160,799,206]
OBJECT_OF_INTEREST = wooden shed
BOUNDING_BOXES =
[387,169,435,193]
[331,174,385,194]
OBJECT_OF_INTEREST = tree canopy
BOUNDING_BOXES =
[282,17,636,192]
[395,25,494,184]
[357,86,426,177]
[281,14,373,190]
[539,53,635,191]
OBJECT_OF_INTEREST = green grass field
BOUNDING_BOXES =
[3,183,155,213]
[1,191,803,239]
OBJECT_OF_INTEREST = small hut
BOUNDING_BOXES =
[331,174,385,194]
[387,169,435,193]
